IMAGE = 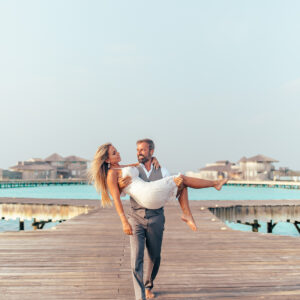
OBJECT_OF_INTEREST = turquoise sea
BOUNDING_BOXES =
[0,184,300,200]
[1,185,300,235]
[225,220,300,237]
[0,219,61,232]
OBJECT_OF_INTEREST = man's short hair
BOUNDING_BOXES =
[136,138,155,151]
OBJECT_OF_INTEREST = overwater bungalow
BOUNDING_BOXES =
[0,168,22,180]
[9,162,57,180]
[6,153,89,180]
[64,155,89,178]
[186,160,242,180]
[186,154,279,181]
[239,154,278,180]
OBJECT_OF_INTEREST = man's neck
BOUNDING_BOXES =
[143,160,152,172]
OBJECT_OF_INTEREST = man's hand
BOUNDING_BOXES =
[151,157,160,170]
[118,176,132,190]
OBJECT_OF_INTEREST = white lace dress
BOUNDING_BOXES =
[122,166,178,209]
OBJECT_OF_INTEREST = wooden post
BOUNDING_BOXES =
[267,220,277,233]
[294,221,300,234]
[32,218,38,230]
[252,220,260,232]
[19,219,24,231]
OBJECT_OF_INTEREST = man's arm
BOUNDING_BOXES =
[118,157,161,190]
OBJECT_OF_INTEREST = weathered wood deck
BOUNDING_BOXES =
[1,198,300,299]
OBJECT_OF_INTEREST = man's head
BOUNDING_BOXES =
[136,138,155,164]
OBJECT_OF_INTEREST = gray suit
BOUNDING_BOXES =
[128,165,165,300]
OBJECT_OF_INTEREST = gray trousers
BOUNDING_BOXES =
[128,212,165,300]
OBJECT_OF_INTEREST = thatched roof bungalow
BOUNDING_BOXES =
[0,168,22,180]
[64,155,89,178]
[239,154,279,180]
[245,154,279,163]
[8,153,90,180]
[44,153,65,162]
[65,155,89,162]
[9,162,56,180]
[186,161,242,180]
[198,161,241,180]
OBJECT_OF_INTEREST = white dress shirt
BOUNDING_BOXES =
[140,163,170,179]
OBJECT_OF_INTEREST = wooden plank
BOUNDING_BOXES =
[0,199,300,299]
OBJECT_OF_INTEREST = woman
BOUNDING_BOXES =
[89,143,227,233]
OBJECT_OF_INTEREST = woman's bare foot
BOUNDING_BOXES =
[214,178,228,191]
[146,289,155,299]
[181,214,197,231]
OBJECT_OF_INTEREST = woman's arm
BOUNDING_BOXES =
[106,170,133,235]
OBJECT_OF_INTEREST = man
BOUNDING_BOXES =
[120,138,169,300]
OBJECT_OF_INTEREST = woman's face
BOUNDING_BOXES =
[107,145,121,164]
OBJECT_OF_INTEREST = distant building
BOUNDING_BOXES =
[8,153,89,180]
[9,161,57,180]
[64,155,89,178]
[273,168,300,182]
[186,154,279,181]
[186,160,242,180]
[239,154,278,180]
[44,153,68,179]
[0,168,22,180]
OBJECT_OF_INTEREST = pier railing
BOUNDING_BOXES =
[227,180,300,189]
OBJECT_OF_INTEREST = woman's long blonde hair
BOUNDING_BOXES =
[88,143,112,207]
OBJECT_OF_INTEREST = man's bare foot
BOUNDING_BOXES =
[146,289,155,299]
[181,214,197,231]
[214,178,228,191]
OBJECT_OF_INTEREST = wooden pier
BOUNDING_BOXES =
[1,198,300,299]
[0,179,88,189]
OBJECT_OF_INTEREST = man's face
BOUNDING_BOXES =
[137,142,153,164]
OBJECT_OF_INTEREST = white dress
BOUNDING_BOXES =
[122,166,178,209]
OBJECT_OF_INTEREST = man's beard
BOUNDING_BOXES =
[138,155,151,164]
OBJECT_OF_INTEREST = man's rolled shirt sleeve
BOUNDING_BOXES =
[160,167,170,178]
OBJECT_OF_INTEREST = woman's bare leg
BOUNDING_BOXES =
[173,175,228,231]
[177,187,197,231]
[181,175,228,190]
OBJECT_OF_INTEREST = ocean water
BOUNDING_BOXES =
[0,218,61,232]
[225,221,300,237]
[1,185,300,236]
[0,184,299,200]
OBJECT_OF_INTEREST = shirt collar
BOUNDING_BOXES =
[140,163,153,178]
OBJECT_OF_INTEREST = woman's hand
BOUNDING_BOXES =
[119,213,133,235]
[118,176,132,191]
[122,220,133,235]
[151,156,160,170]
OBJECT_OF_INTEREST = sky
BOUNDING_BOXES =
[0,0,300,173]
